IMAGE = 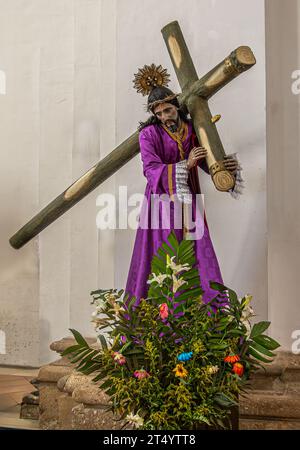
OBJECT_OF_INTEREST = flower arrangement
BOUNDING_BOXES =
[63,231,280,430]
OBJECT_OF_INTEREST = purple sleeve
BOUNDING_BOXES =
[139,129,192,203]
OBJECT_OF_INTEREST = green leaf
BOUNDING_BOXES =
[249,341,276,358]
[209,281,227,293]
[162,242,175,257]
[100,379,113,390]
[214,393,238,408]
[76,350,99,369]
[167,231,179,252]
[61,344,81,356]
[119,341,132,354]
[195,415,211,426]
[248,346,273,363]
[70,348,93,364]
[99,335,108,351]
[252,334,280,350]
[174,287,203,302]
[225,329,245,337]
[250,321,271,339]
[69,329,89,347]
[92,370,109,383]
[151,256,165,273]
[80,362,102,375]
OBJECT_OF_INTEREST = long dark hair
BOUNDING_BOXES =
[138,85,190,131]
[138,107,189,131]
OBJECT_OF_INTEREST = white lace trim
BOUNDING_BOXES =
[227,153,244,199]
[175,160,192,204]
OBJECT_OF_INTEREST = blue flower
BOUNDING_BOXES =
[177,351,193,362]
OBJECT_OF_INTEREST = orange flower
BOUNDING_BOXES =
[159,303,169,319]
[173,363,188,378]
[232,362,244,377]
[224,354,240,364]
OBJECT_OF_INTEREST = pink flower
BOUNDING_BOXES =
[159,303,169,319]
[112,351,126,366]
[133,369,150,380]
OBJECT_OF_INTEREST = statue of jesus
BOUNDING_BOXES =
[125,64,240,306]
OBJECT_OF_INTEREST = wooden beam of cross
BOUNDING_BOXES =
[161,21,256,191]
[9,20,256,249]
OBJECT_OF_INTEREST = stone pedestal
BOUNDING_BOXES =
[38,363,74,429]
[37,336,97,429]
[240,352,300,429]
[71,383,131,430]
[56,372,91,430]
[35,335,129,430]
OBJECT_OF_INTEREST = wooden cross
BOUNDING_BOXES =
[10,20,256,249]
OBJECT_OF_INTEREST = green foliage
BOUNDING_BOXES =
[63,231,280,430]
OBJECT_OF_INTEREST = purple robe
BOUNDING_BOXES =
[125,120,223,305]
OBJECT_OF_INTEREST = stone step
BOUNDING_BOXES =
[247,352,300,393]
[240,391,300,420]
[240,417,300,430]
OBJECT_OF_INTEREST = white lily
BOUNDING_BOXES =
[172,274,186,293]
[241,304,254,322]
[240,296,255,338]
[147,273,170,286]
[126,412,144,428]
[111,302,125,316]
[167,256,190,275]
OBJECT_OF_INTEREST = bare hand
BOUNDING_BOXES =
[223,155,239,175]
[187,147,207,170]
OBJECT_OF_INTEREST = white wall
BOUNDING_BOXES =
[266,0,300,350]
[0,0,116,366]
[0,0,267,366]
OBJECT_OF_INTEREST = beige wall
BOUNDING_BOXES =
[266,0,300,349]
[0,0,117,366]
[0,0,268,366]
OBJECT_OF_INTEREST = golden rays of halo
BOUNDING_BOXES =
[133,64,170,96]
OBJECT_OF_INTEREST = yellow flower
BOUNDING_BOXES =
[243,294,253,307]
[173,363,188,378]
[166,254,171,266]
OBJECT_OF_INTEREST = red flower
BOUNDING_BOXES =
[232,362,244,377]
[224,354,240,364]
[159,303,169,319]
[134,369,150,380]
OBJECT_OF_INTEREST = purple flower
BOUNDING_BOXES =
[120,335,127,345]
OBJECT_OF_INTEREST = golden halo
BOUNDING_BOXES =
[133,64,170,96]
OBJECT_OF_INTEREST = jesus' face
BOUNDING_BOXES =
[153,102,179,131]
